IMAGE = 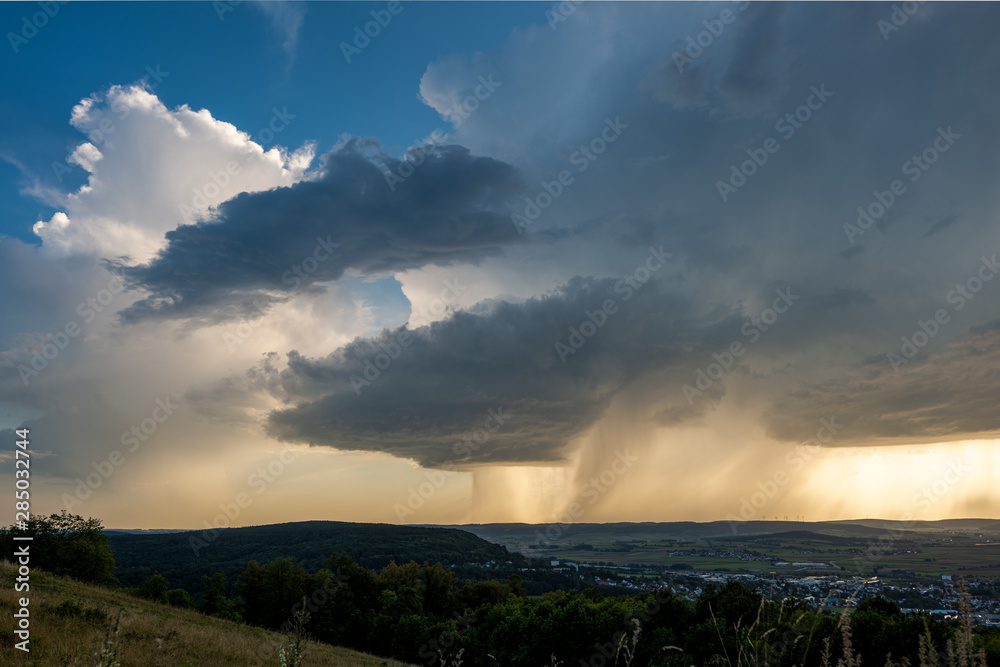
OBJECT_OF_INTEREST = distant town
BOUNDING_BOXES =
[457,519,1000,626]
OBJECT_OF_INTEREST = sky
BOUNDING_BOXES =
[1,1,999,530]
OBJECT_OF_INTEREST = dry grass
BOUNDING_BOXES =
[697,580,988,667]
[0,560,415,666]
[818,581,986,667]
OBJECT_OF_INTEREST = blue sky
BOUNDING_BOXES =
[0,1,543,242]
[2,2,1000,528]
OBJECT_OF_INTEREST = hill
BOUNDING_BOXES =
[456,518,1000,546]
[0,559,415,666]
[731,530,884,545]
[109,520,530,596]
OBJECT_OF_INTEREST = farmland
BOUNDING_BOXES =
[456,519,1000,582]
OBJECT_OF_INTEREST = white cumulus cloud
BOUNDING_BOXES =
[34,84,316,262]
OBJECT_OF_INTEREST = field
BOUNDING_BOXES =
[0,560,416,667]
[457,519,1000,581]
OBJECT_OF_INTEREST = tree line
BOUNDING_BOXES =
[3,512,999,666]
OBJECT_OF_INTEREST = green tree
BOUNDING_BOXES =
[200,572,241,621]
[505,573,527,599]
[260,557,308,628]
[236,559,267,625]
[166,588,195,608]
[378,560,421,593]
[420,561,457,618]
[1,511,116,585]
[457,580,505,610]
[138,571,170,603]
[314,554,380,651]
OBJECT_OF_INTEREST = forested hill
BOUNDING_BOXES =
[109,520,526,594]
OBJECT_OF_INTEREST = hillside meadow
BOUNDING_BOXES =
[0,560,415,666]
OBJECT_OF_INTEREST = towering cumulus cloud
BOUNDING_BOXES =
[34,85,315,261]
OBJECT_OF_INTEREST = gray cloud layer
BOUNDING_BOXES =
[194,274,741,467]
[120,139,526,324]
[765,323,1000,445]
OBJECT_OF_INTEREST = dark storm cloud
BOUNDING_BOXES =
[207,274,745,468]
[763,326,1000,445]
[118,139,526,324]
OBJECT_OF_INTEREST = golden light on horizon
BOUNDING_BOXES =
[800,439,1000,521]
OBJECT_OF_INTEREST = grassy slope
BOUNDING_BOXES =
[0,561,415,666]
